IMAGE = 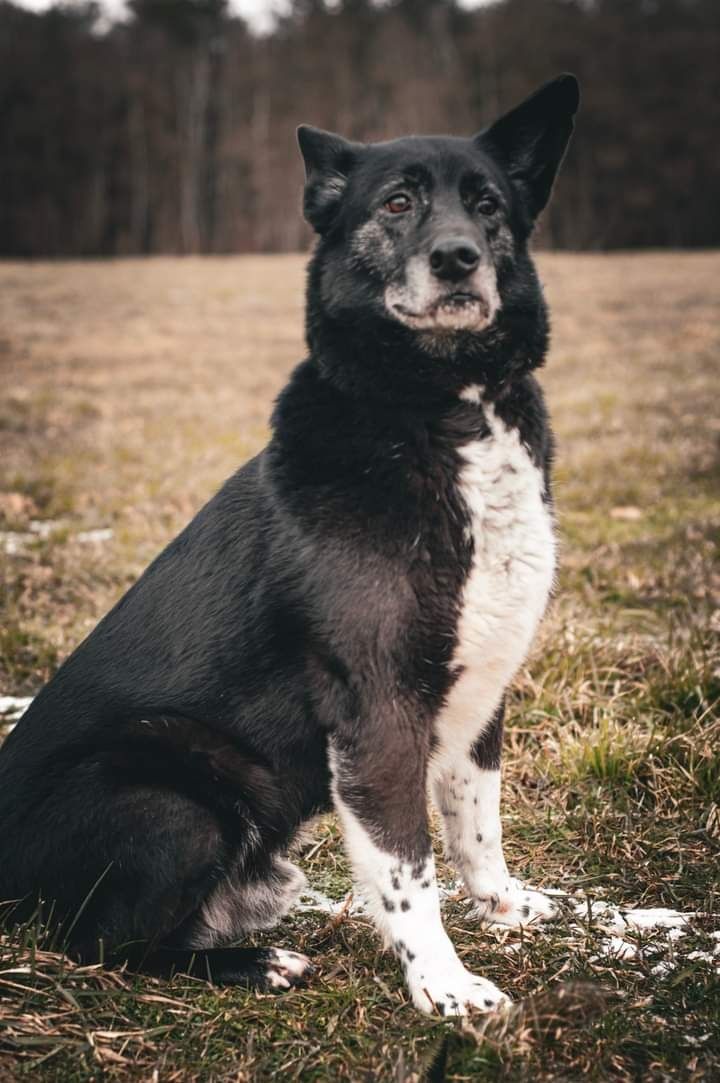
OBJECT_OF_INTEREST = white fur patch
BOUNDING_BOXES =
[431,393,555,766]
[264,948,313,990]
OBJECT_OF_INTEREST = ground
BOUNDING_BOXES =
[0,252,718,1082]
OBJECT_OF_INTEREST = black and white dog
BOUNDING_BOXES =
[0,74,578,1015]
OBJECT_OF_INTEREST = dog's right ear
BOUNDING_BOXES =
[477,74,579,220]
[297,126,360,233]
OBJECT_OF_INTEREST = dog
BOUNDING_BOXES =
[0,73,578,1015]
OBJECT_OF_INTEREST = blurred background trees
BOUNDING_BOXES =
[0,0,718,256]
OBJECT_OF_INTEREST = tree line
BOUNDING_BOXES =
[0,0,717,256]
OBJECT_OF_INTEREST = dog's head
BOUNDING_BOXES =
[298,75,579,392]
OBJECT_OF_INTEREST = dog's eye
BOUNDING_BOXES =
[385,193,412,214]
[476,195,499,216]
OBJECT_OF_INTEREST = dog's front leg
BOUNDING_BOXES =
[329,734,509,1016]
[432,703,558,925]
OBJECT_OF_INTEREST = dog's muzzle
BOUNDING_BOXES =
[384,250,500,334]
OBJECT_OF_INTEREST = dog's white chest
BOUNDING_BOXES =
[435,402,555,757]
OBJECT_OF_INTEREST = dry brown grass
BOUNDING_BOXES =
[1,252,718,688]
[0,251,719,1081]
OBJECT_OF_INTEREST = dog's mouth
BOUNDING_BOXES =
[390,291,493,332]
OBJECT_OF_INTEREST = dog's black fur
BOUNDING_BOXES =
[0,75,578,996]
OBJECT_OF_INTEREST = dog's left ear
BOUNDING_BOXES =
[297,125,361,234]
[477,74,580,219]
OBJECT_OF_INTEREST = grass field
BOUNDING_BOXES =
[0,251,719,1082]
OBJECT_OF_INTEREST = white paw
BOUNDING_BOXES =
[470,879,559,927]
[264,948,314,990]
[409,963,510,1017]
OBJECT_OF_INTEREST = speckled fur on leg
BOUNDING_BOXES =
[433,706,557,926]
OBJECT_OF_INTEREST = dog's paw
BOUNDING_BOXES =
[262,948,315,991]
[409,964,510,1016]
[469,879,559,927]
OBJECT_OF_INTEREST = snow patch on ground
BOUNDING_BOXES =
[295,889,365,917]
[651,938,720,977]
[76,528,115,544]
[594,935,645,961]
[0,695,34,731]
[573,901,696,935]
[1,519,113,554]
[294,882,719,977]
[569,900,720,972]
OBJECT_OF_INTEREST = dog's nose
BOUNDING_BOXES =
[429,239,481,281]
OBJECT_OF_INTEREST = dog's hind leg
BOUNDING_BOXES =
[178,854,307,948]
[118,942,313,989]
[56,780,313,990]
[107,855,312,989]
